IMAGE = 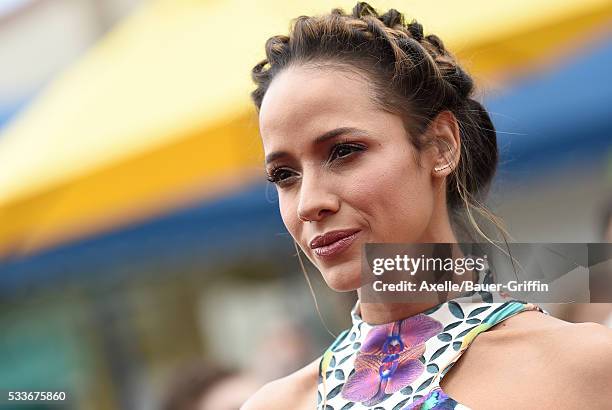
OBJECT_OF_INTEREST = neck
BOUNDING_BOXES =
[356,267,477,324]
[353,295,437,324]
[356,194,474,324]
[357,217,477,325]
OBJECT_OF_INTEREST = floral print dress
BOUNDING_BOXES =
[317,288,547,409]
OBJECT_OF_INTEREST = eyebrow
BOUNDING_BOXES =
[264,127,368,164]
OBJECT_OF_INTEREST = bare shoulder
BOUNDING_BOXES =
[486,310,612,405]
[493,307,612,350]
[241,356,320,410]
[441,308,612,409]
[544,319,612,378]
[484,308,612,366]
[534,318,612,406]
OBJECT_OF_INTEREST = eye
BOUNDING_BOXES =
[265,142,366,187]
[329,142,366,162]
[266,167,297,186]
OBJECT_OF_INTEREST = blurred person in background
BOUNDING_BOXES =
[243,2,612,409]
[161,318,326,410]
[162,361,260,410]
[546,197,612,326]
[250,319,318,381]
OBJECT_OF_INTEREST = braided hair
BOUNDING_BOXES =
[252,2,506,242]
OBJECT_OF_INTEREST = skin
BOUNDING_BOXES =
[197,374,261,410]
[242,64,612,409]
[259,64,462,322]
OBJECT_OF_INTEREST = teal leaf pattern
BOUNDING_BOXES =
[443,321,462,331]
[316,290,544,409]
[456,326,478,338]
[437,332,452,342]
[429,344,449,361]
[332,343,351,353]
[400,385,413,395]
[337,355,352,366]
[468,306,491,317]
[327,384,343,400]
[448,301,464,319]
[416,376,435,392]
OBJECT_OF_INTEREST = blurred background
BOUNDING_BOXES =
[0,0,610,409]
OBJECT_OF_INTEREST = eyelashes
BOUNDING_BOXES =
[266,141,366,186]
[266,168,293,184]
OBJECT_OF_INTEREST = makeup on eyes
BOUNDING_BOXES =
[266,139,367,186]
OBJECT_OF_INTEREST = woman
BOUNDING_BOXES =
[243,3,612,409]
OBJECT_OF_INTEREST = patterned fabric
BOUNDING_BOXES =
[317,283,547,409]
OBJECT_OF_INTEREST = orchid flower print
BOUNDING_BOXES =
[341,314,443,406]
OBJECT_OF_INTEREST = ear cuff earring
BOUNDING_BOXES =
[434,163,452,172]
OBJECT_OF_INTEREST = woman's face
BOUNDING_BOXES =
[259,65,447,291]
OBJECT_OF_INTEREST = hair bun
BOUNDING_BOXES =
[352,2,378,18]
[380,9,403,28]
[407,21,424,42]
[449,66,474,99]
[466,99,496,139]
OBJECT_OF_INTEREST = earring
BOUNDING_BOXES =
[434,163,452,172]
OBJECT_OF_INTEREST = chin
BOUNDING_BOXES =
[320,265,362,292]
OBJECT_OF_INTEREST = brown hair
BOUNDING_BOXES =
[251,2,507,243]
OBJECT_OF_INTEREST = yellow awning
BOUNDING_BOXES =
[0,0,610,257]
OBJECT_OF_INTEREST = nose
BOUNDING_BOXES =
[296,172,340,223]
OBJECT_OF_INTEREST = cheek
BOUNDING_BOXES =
[348,149,434,241]
[278,192,300,238]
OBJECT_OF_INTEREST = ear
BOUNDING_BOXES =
[425,110,461,178]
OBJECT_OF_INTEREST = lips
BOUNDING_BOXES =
[312,230,361,260]
[310,229,361,249]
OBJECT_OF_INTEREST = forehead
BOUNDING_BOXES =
[258,65,381,149]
